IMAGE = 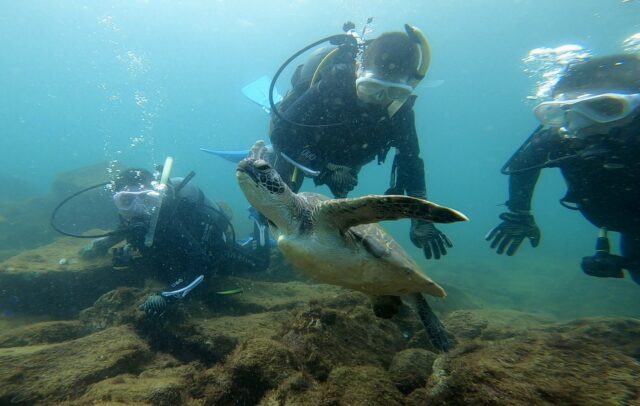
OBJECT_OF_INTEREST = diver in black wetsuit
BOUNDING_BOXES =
[81,168,271,313]
[269,24,453,260]
[486,54,640,285]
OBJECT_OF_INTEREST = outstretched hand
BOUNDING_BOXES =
[410,220,453,260]
[485,211,540,256]
[322,163,358,198]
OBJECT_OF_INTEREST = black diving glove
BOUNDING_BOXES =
[79,237,111,259]
[486,211,540,256]
[139,294,169,317]
[112,244,135,268]
[410,220,453,260]
[322,163,358,198]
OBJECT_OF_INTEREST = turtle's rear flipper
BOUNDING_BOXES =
[407,293,452,352]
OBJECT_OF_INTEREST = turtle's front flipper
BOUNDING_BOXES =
[405,293,452,352]
[313,195,468,232]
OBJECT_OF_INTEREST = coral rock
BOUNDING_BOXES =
[388,348,438,394]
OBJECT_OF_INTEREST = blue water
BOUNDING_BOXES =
[1,0,639,317]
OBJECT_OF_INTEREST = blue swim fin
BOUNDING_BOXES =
[200,145,274,164]
[241,75,283,113]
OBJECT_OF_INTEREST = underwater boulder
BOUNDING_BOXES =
[77,363,197,406]
[388,348,438,395]
[79,287,147,332]
[424,314,640,405]
[0,325,152,403]
[0,238,146,318]
[0,320,85,348]
[279,300,406,381]
[318,366,404,406]
[223,337,296,404]
[214,277,343,314]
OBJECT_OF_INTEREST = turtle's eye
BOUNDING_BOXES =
[254,160,271,172]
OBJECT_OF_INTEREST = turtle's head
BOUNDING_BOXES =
[236,158,297,231]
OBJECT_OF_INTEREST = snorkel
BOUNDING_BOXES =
[144,156,173,247]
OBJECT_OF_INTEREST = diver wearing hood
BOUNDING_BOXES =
[81,167,271,314]
[269,24,453,261]
[486,54,640,285]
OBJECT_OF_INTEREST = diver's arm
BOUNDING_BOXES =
[227,242,270,273]
[228,215,271,272]
[80,232,125,259]
[506,170,540,212]
[392,104,453,259]
[503,127,557,211]
[485,127,558,255]
[93,233,125,253]
[393,105,427,199]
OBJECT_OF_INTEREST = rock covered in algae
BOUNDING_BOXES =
[388,348,438,394]
[208,338,296,405]
[279,301,406,380]
[270,365,405,406]
[0,267,639,406]
[79,286,147,332]
[0,237,145,318]
[422,313,640,405]
[0,325,152,403]
[0,320,85,348]
[76,362,197,406]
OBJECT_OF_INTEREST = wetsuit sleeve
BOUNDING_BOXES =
[504,127,557,212]
[392,103,427,199]
[226,241,270,273]
[92,233,125,254]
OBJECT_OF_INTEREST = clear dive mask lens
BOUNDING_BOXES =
[355,74,414,103]
[534,93,640,127]
[113,189,161,216]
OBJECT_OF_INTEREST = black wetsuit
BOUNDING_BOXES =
[506,117,640,275]
[95,178,269,291]
[269,54,427,199]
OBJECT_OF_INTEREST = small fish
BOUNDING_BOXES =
[216,288,244,296]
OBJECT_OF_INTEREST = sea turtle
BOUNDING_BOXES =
[236,142,468,351]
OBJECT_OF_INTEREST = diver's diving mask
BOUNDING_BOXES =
[534,92,640,128]
[355,72,414,104]
[113,188,162,217]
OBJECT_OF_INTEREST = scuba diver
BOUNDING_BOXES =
[76,165,271,314]
[486,53,640,285]
[267,21,454,260]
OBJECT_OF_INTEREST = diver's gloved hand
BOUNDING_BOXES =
[112,244,134,268]
[79,244,99,260]
[410,220,453,260]
[79,237,110,259]
[139,294,169,317]
[485,211,540,256]
[324,163,358,198]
